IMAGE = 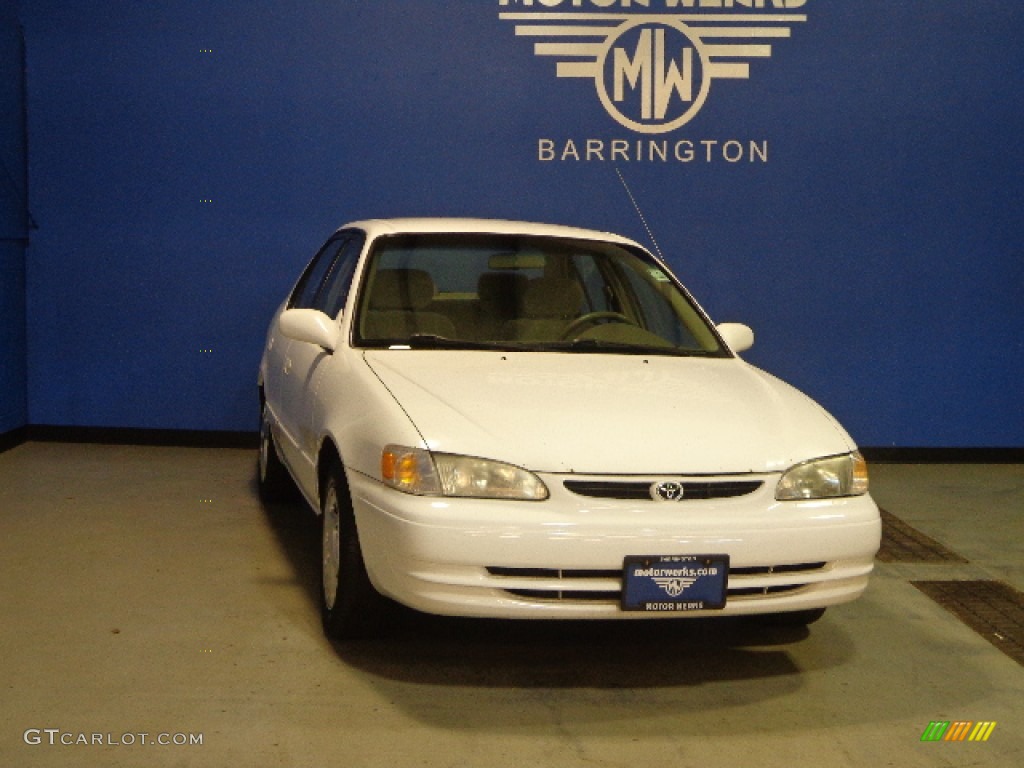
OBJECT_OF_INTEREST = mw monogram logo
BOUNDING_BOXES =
[654,576,697,597]
[498,0,809,134]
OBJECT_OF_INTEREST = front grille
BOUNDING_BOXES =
[731,562,827,576]
[485,567,621,602]
[486,562,828,603]
[563,479,763,501]
[500,584,807,602]
[728,585,806,598]
[486,567,620,580]
[504,588,621,601]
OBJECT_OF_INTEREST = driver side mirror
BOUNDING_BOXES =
[717,323,755,354]
[279,308,340,352]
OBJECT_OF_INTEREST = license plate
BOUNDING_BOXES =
[622,555,729,612]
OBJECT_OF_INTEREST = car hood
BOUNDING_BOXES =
[362,350,854,475]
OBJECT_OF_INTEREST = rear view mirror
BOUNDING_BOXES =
[717,322,755,354]
[279,309,339,352]
[488,251,546,270]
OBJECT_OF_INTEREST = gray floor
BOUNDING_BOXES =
[0,443,1021,767]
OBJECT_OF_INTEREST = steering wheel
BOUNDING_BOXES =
[559,311,634,340]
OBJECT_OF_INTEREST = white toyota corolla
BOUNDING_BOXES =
[258,218,880,639]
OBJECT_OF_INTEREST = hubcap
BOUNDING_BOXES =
[322,487,341,611]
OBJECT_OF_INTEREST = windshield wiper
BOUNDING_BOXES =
[403,334,531,351]
[390,335,705,356]
[546,338,705,357]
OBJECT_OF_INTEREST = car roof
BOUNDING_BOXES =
[337,217,644,248]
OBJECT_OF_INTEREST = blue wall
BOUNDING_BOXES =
[19,1,1024,446]
[1,0,27,436]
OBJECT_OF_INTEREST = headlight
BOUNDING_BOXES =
[382,445,549,500]
[776,451,869,501]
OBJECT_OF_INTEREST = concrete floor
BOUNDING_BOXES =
[0,442,1021,767]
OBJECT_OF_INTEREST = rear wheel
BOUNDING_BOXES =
[320,461,388,640]
[258,399,292,500]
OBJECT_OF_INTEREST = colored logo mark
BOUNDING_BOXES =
[920,721,997,743]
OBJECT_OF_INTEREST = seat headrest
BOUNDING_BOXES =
[521,278,584,318]
[368,269,437,310]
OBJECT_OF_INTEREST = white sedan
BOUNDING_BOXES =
[258,218,880,639]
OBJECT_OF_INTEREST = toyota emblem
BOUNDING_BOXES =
[652,481,686,502]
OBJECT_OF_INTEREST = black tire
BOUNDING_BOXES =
[754,608,827,627]
[320,461,388,640]
[258,398,293,501]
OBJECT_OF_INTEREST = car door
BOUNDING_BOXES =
[274,232,364,497]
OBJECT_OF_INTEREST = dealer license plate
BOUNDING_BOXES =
[622,555,729,612]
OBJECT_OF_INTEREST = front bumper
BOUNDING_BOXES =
[348,469,881,619]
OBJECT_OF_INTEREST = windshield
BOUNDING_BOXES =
[352,233,727,357]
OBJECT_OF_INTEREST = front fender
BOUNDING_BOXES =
[314,350,426,493]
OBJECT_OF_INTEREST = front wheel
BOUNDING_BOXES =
[320,461,388,640]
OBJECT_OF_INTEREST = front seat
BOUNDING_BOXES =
[360,269,456,341]
[504,277,584,341]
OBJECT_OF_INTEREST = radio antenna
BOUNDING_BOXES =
[615,166,664,260]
